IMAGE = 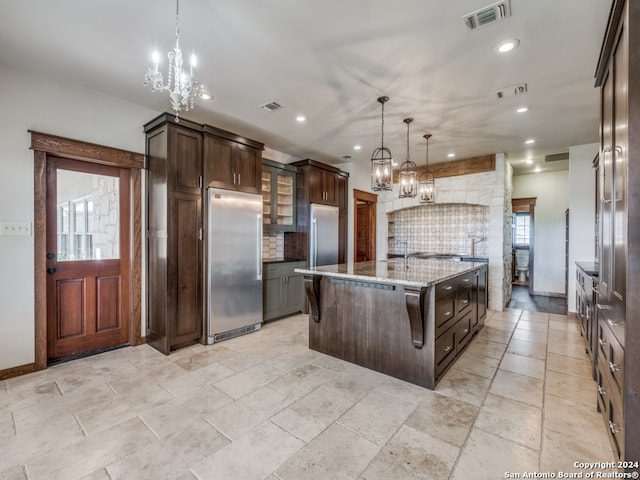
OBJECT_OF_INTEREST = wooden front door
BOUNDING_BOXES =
[46,157,130,361]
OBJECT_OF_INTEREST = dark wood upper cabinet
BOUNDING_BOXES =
[306,164,339,206]
[204,133,261,194]
[171,126,203,194]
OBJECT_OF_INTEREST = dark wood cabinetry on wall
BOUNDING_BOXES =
[144,113,263,354]
[204,132,261,194]
[284,159,349,264]
[594,0,639,464]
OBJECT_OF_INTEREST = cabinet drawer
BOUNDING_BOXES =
[596,360,609,417]
[456,311,473,350]
[606,388,624,460]
[435,279,456,299]
[457,272,473,288]
[263,261,305,279]
[602,324,624,398]
[435,326,456,375]
[435,294,456,338]
[457,286,472,315]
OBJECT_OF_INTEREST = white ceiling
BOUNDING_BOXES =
[0,0,610,175]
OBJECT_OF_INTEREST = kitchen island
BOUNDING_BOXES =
[295,259,488,389]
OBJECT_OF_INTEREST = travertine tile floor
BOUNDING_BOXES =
[0,309,615,480]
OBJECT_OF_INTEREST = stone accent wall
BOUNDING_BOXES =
[376,154,512,311]
[263,231,285,260]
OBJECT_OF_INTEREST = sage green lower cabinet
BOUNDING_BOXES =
[263,261,306,321]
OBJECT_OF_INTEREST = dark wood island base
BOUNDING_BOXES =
[298,260,488,389]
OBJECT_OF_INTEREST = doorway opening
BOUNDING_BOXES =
[511,197,536,294]
[353,189,377,262]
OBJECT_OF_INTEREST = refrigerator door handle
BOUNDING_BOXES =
[257,214,263,280]
[311,217,318,268]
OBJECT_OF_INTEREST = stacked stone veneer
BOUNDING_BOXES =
[377,154,513,311]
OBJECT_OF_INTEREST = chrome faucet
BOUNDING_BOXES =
[468,234,487,258]
[398,240,409,268]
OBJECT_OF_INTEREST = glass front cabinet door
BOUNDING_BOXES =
[262,159,297,232]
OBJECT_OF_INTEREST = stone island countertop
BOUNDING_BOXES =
[294,258,487,288]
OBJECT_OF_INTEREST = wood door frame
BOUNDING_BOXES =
[30,131,144,371]
[353,189,377,262]
[512,197,536,295]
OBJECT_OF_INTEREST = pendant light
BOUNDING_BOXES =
[370,96,393,191]
[419,134,435,204]
[398,118,418,198]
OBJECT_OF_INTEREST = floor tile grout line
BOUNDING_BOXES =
[447,308,525,479]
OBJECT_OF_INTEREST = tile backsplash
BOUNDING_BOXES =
[388,203,489,257]
[263,232,284,260]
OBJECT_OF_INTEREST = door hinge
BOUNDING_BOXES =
[198,228,203,240]
[199,175,203,189]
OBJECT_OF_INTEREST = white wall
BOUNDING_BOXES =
[567,143,598,312]
[0,63,158,370]
[513,170,570,296]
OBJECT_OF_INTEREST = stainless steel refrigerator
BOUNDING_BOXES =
[309,203,339,267]
[206,187,263,344]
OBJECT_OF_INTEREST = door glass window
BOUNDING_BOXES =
[57,170,119,261]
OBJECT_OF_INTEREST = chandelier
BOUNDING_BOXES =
[398,118,418,198]
[144,0,203,121]
[419,134,435,203]
[370,96,394,191]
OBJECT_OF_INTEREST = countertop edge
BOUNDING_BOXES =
[295,260,485,288]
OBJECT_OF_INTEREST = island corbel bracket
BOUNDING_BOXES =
[303,274,322,322]
[404,286,427,348]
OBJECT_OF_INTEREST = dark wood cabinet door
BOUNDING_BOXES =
[168,192,202,346]
[307,167,324,203]
[204,134,234,188]
[235,143,261,194]
[323,171,337,204]
[170,126,202,194]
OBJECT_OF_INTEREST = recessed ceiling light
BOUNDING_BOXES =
[353,145,362,151]
[496,39,520,54]
[516,106,529,113]
[534,167,541,173]
[296,115,306,122]
[525,139,535,144]
[525,159,533,164]
[447,153,455,158]
[198,91,212,100]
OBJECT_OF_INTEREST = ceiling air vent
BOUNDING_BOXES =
[545,152,569,162]
[463,0,512,30]
[496,83,528,99]
[260,101,283,112]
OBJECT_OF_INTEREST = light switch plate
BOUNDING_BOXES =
[0,221,32,236]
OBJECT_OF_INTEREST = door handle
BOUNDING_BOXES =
[47,267,56,274]
[47,252,55,259]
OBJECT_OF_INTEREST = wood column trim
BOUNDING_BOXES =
[303,274,322,322]
[33,150,47,371]
[404,286,426,348]
[129,168,143,346]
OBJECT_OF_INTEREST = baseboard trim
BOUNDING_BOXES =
[530,290,567,299]
[567,312,577,319]
[0,362,38,381]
